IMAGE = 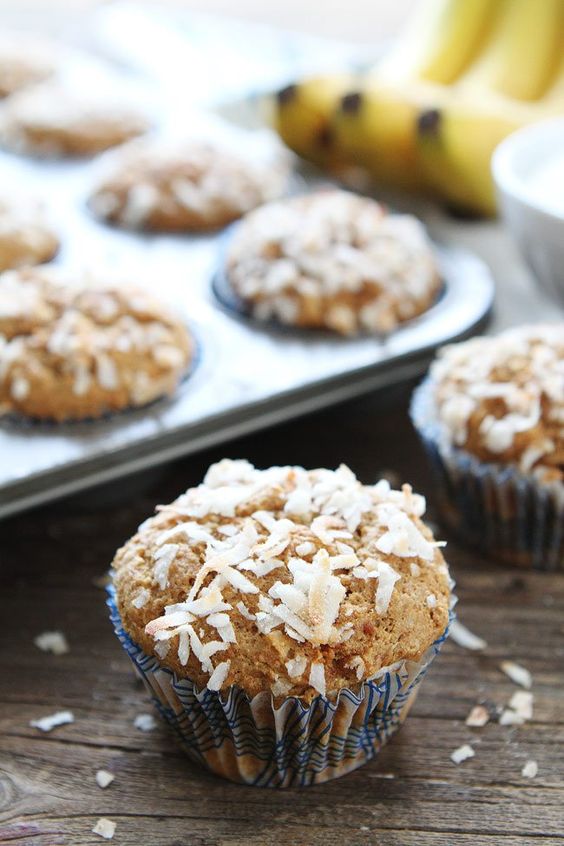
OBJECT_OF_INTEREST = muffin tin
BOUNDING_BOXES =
[0,54,494,520]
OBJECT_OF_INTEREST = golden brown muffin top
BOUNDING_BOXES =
[88,138,290,232]
[0,266,193,420]
[112,460,451,701]
[226,190,440,335]
[0,82,150,157]
[430,324,564,483]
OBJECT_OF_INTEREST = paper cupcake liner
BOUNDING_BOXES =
[108,589,451,787]
[411,376,564,571]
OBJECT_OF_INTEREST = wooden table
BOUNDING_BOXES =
[1,385,563,846]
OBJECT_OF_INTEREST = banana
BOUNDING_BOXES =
[270,74,353,170]
[331,80,450,191]
[373,0,495,85]
[457,0,564,102]
[417,90,564,216]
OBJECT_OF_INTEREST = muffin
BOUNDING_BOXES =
[0,82,150,158]
[0,35,56,98]
[223,189,440,335]
[88,138,290,232]
[109,459,452,786]
[0,266,193,421]
[0,193,59,271]
[411,324,564,570]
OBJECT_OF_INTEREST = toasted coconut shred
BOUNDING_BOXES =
[118,460,450,699]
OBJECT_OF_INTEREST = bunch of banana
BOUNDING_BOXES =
[272,0,564,216]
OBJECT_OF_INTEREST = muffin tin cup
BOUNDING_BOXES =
[108,589,452,788]
[411,377,564,571]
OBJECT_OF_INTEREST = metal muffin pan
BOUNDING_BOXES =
[0,62,494,519]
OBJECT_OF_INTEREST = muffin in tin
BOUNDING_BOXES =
[0,193,59,271]
[0,82,150,158]
[88,138,290,232]
[0,34,56,99]
[411,324,564,570]
[110,459,452,786]
[0,266,194,421]
[223,189,441,336]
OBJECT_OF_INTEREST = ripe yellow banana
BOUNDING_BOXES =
[331,80,450,191]
[373,0,495,85]
[270,74,353,171]
[456,0,564,102]
[417,86,564,216]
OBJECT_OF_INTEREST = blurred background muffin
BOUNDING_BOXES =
[0,266,194,421]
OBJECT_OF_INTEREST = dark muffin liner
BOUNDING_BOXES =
[411,376,564,571]
[108,588,452,787]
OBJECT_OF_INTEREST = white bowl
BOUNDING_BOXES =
[492,117,564,307]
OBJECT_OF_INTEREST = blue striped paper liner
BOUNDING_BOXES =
[108,588,451,787]
[411,376,564,571]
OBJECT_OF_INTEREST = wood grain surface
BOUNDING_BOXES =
[1,386,563,846]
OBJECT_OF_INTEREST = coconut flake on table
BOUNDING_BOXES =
[95,770,115,789]
[92,818,116,840]
[500,690,534,725]
[465,704,490,728]
[133,713,156,732]
[451,744,475,764]
[500,661,532,689]
[33,630,69,655]
[449,620,487,651]
[522,760,538,779]
[30,710,74,732]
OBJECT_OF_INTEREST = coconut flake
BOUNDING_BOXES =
[346,655,366,681]
[500,661,532,689]
[451,744,475,764]
[95,770,115,789]
[308,662,326,696]
[285,655,308,678]
[92,818,116,840]
[34,630,69,655]
[410,562,421,577]
[296,541,316,556]
[522,760,538,778]
[153,543,179,589]
[207,660,230,691]
[132,588,150,609]
[465,705,489,727]
[236,600,255,621]
[177,630,190,665]
[374,560,401,615]
[509,690,534,720]
[134,713,156,732]
[375,508,435,561]
[449,620,487,651]
[30,710,74,732]
[426,593,437,608]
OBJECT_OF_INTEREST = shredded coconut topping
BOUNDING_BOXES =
[432,325,564,482]
[226,190,439,336]
[127,460,448,697]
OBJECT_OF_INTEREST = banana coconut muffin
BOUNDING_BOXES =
[0,193,59,271]
[110,459,452,786]
[223,189,440,335]
[0,266,193,421]
[411,324,564,569]
[88,138,290,232]
[0,82,150,158]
